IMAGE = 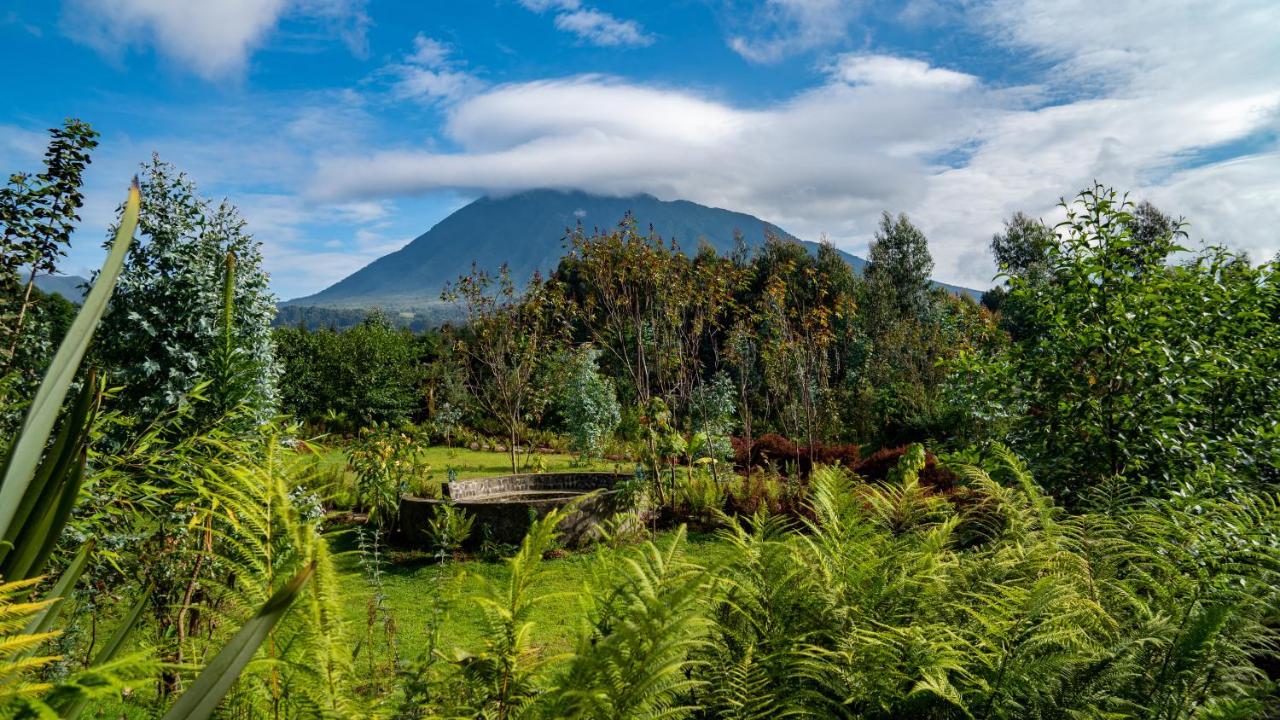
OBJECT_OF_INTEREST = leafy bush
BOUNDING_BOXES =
[348,424,424,530]
[275,312,426,429]
[427,502,474,557]
[966,185,1280,497]
[95,156,278,426]
[554,346,620,460]
[732,433,861,475]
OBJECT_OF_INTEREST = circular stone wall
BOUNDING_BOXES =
[398,472,630,549]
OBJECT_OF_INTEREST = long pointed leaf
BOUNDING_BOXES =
[160,562,316,720]
[19,541,94,649]
[0,368,96,573]
[24,446,89,580]
[0,181,139,543]
[2,373,97,580]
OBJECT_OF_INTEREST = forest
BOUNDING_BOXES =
[2,120,1279,719]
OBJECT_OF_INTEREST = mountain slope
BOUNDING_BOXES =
[33,274,88,302]
[287,189,976,308]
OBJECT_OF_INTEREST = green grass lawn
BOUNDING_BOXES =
[316,444,726,662]
[309,443,632,499]
[404,445,629,481]
[84,446,672,716]
[332,527,735,662]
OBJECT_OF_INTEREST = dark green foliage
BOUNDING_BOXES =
[969,185,1280,497]
[863,211,935,326]
[0,118,97,302]
[274,311,427,428]
[0,119,99,429]
[94,156,278,425]
[990,211,1054,281]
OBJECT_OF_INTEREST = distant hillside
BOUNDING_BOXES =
[33,274,88,302]
[287,190,980,310]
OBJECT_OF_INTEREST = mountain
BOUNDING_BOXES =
[286,189,978,308]
[33,274,88,302]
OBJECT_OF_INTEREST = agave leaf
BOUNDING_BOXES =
[22,445,87,580]
[0,181,140,545]
[1,371,98,580]
[19,541,93,646]
[160,562,316,720]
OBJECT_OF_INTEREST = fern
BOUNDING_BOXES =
[542,526,716,719]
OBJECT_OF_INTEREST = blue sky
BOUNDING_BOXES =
[3,0,1278,299]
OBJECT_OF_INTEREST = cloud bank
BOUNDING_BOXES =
[65,0,369,79]
[310,0,1280,288]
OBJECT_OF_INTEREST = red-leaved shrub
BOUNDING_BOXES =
[852,445,957,491]
[733,434,861,476]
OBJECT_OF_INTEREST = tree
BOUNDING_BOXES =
[445,265,557,474]
[0,119,98,365]
[988,212,1057,340]
[274,311,424,429]
[1124,200,1183,275]
[979,184,1279,497]
[555,347,621,460]
[863,211,934,326]
[95,156,278,425]
[557,218,740,414]
[750,237,842,458]
[990,211,1054,281]
[688,371,735,479]
[0,120,98,426]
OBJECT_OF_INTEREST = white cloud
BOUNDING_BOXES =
[406,35,450,67]
[0,124,50,169]
[517,0,652,48]
[390,33,483,104]
[64,0,368,80]
[309,69,991,258]
[554,9,653,47]
[50,0,1280,294]
[833,54,976,91]
[516,0,581,11]
[728,0,862,64]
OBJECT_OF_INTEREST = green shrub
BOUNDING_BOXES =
[427,502,474,557]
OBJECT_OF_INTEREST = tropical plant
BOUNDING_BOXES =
[95,155,278,425]
[427,501,474,557]
[970,184,1280,497]
[0,180,321,719]
[555,346,621,461]
[348,423,422,532]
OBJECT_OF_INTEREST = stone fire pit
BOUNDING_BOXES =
[398,472,630,548]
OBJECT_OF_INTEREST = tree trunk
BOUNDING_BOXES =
[3,268,39,368]
[509,422,518,475]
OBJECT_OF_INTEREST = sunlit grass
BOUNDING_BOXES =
[333,528,735,661]
[308,443,632,501]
